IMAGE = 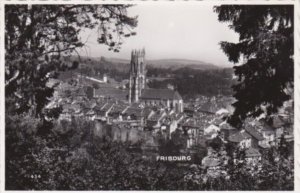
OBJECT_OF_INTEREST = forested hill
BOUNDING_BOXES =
[147,67,234,98]
[99,57,220,70]
[60,55,234,97]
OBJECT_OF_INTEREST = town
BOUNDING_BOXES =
[45,49,294,177]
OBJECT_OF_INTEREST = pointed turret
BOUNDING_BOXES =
[128,48,146,103]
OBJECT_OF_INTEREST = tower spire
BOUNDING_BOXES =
[128,48,146,103]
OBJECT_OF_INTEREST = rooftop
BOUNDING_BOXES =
[228,130,251,143]
[140,89,182,100]
[94,87,127,101]
[244,124,264,141]
[124,107,143,117]
[220,122,236,130]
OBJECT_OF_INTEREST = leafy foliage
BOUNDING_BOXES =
[214,5,293,127]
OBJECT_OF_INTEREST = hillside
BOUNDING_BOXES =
[102,57,220,70]
[148,59,219,70]
[59,55,233,97]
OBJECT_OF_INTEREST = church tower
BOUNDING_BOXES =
[128,48,146,103]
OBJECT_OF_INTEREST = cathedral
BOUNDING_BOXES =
[128,49,146,103]
[128,49,183,113]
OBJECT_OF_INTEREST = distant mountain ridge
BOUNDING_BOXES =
[100,57,220,70]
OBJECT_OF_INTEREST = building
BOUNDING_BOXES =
[128,49,183,113]
[128,49,146,103]
[181,119,204,148]
[204,124,220,139]
[245,147,261,164]
[244,123,264,148]
[140,89,183,113]
[228,130,252,149]
[219,122,238,141]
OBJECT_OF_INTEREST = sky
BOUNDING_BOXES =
[78,4,239,67]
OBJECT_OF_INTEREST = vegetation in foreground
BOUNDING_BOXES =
[6,116,293,190]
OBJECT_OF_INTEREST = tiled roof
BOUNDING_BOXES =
[149,111,165,121]
[101,103,114,112]
[109,104,128,114]
[94,87,127,100]
[216,108,229,115]
[142,107,154,118]
[124,107,143,117]
[140,89,182,100]
[228,131,251,143]
[245,124,264,141]
[220,122,236,130]
[205,124,220,132]
[211,117,224,126]
[94,102,107,112]
[86,109,95,115]
[182,119,204,128]
[174,113,184,121]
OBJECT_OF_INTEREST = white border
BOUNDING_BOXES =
[0,0,298,192]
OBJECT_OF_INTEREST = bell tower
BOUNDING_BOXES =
[129,48,146,103]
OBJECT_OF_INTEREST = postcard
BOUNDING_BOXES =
[1,0,298,191]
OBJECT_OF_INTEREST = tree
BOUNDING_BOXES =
[5,4,137,118]
[214,5,293,127]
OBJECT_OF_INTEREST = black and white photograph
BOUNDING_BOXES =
[3,1,295,191]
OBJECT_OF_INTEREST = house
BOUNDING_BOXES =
[181,119,205,148]
[228,130,252,149]
[244,123,264,148]
[94,102,114,121]
[184,107,194,117]
[146,110,167,129]
[219,122,238,141]
[210,117,224,127]
[108,103,129,121]
[140,89,183,113]
[142,107,155,119]
[216,108,229,116]
[161,112,185,135]
[86,109,96,120]
[142,107,155,128]
[255,120,276,148]
[272,115,290,141]
[204,124,220,139]
[123,106,144,122]
[245,147,261,164]
[159,116,173,138]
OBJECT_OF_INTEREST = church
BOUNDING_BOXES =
[128,49,183,113]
